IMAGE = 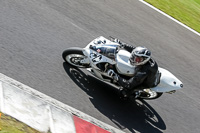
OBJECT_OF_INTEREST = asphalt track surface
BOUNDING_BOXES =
[0,0,200,133]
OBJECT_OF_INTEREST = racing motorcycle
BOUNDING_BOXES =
[62,36,183,100]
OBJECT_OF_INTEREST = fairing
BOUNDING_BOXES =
[151,67,183,92]
[115,50,136,76]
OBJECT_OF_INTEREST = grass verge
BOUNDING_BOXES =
[0,112,41,133]
[144,0,200,33]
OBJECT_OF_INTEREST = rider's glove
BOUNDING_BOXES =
[107,69,119,82]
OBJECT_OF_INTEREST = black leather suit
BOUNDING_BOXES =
[117,44,159,91]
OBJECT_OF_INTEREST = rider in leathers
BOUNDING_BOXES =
[108,39,159,98]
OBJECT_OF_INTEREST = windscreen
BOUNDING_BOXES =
[90,45,118,59]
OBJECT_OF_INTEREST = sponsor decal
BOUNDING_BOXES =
[97,49,101,53]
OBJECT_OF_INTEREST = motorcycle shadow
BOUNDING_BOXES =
[63,62,166,133]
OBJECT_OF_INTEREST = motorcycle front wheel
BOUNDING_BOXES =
[62,47,90,68]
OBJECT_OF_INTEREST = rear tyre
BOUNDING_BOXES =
[138,89,163,100]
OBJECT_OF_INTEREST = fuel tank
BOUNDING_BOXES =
[115,50,136,76]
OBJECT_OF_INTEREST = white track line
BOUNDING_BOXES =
[139,0,200,37]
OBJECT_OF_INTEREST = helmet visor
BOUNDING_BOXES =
[130,55,144,65]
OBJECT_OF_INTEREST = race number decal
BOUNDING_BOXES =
[90,53,102,62]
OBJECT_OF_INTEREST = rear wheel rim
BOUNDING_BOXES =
[140,89,158,99]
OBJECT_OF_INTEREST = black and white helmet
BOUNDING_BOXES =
[129,46,151,66]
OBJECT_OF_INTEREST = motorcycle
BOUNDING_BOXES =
[62,36,183,100]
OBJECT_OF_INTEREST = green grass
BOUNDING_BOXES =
[0,112,41,133]
[144,0,200,33]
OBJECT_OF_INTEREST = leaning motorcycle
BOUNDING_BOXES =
[62,36,183,100]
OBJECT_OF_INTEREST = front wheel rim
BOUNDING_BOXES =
[66,54,86,67]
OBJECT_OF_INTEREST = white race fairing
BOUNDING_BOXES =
[151,67,183,92]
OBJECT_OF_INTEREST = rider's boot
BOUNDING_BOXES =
[119,88,129,100]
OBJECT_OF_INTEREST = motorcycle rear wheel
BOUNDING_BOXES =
[62,47,90,68]
[138,89,163,100]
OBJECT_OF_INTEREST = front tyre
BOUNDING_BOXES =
[62,47,90,68]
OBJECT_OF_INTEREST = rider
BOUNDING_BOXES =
[107,38,159,98]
